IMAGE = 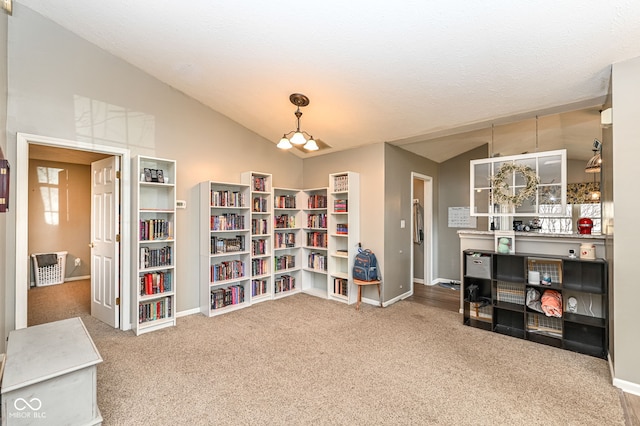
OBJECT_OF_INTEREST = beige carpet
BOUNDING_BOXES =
[67,293,624,425]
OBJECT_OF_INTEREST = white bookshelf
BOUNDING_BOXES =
[301,187,329,299]
[199,181,251,317]
[241,171,274,303]
[273,187,303,299]
[328,172,360,304]
[132,156,177,335]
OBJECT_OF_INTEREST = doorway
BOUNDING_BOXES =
[410,172,433,287]
[15,133,131,331]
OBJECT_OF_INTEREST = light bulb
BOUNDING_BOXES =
[290,131,306,145]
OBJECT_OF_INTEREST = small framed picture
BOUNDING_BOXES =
[150,169,158,182]
[157,169,164,183]
[143,168,152,182]
[494,231,515,254]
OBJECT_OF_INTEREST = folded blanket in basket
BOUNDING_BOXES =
[541,289,562,318]
[36,253,58,267]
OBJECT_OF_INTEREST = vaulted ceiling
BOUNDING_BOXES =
[18,1,640,161]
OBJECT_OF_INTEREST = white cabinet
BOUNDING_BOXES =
[199,181,251,316]
[328,172,360,304]
[273,187,303,298]
[301,187,329,298]
[241,171,274,303]
[132,156,176,335]
[470,149,567,217]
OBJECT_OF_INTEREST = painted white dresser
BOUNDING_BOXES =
[1,317,103,425]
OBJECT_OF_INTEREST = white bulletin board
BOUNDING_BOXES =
[448,207,477,228]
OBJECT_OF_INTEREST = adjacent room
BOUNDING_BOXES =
[2,1,640,424]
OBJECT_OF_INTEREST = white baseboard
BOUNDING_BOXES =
[613,376,640,396]
[65,275,90,282]
[176,307,200,318]
[413,278,425,285]
[430,278,461,286]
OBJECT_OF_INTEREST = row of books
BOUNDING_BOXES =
[211,260,245,282]
[140,219,172,241]
[252,176,268,192]
[307,232,328,248]
[333,277,348,296]
[211,285,245,309]
[307,213,327,229]
[275,275,295,294]
[334,199,348,212]
[140,246,172,269]
[308,252,327,271]
[274,254,295,271]
[275,195,296,209]
[274,232,295,248]
[251,218,269,234]
[210,190,245,208]
[211,235,245,254]
[211,214,245,231]
[252,239,268,256]
[333,175,349,192]
[139,271,172,296]
[308,194,327,209]
[252,279,268,296]
[336,223,348,235]
[138,296,172,323]
[274,214,296,229]
[251,258,269,276]
[252,196,268,213]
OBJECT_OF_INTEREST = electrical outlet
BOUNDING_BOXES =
[74,258,81,266]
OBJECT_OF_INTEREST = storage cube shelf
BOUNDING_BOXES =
[463,249,608,358]
[132,156,177,335]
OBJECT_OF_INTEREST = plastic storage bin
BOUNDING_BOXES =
[31,251,67,286]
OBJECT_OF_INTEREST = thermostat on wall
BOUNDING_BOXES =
[176,200,186,209]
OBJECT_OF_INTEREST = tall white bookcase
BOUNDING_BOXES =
[199,181,251,316]
[273,187,303,299]
[301,187,329,298]
[132,156,177,335]
[328,172,360,304]
[241,171,274,303]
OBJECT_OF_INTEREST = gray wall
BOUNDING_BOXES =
[384,144,438,301]
[5,5,303,323]
[611,56,640,387]
[437,144,488,281]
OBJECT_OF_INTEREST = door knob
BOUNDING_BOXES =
[89,242,95,248]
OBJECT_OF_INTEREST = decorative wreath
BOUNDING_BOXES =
[491,163,539,207]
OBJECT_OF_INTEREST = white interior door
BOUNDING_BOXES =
[91,156,120,327]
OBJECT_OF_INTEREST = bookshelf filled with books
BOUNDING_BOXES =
[302,187,329,299]
[241,171,274,303]
[328,172,360,304]
[133,156,177,335]
[199,181,251,317]
[273,187,303,299]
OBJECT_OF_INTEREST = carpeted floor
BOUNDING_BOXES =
[66,293,624,425]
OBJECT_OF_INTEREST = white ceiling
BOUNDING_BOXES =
[17,1,640,161]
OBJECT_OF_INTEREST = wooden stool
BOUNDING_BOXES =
[353,279,382,310]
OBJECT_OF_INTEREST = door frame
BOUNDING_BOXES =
[15,133,131,331]
[410,172,434,288]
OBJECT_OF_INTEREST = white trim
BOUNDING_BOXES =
[431,278,461,286]
[65,275,91,282]
[413,278,425,285]
[176,308,200,318]
[383,289,413,307]
[15,133,131,331]
[613,377,640,397]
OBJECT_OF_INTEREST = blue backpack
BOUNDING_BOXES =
[353,247,380,281]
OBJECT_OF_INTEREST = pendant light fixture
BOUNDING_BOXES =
[585,139,602,173]
[277,93,319,151]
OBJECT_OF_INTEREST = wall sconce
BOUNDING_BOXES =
[277,93,319,151]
